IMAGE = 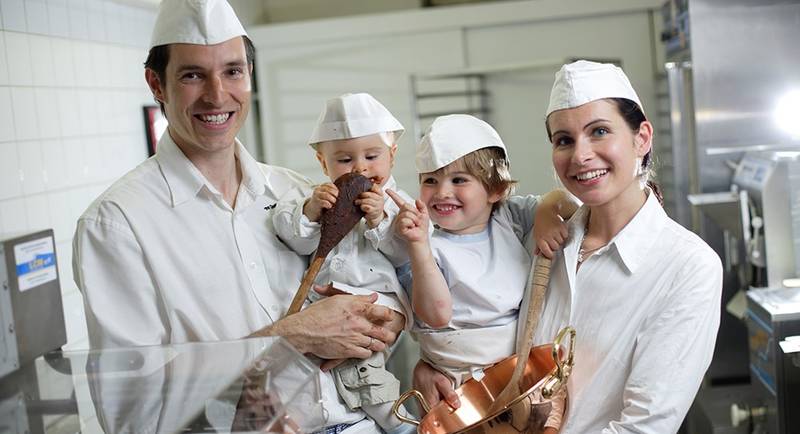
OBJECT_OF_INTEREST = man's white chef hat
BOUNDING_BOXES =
[308,93,404,149]
[415,114,508,174]
[149,0,247,49]
[546,60,644,117]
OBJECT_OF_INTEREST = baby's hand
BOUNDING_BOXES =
[356,184,386,228]
[303,183,338,222]
[387,190,429,244]
[533,213,568,259]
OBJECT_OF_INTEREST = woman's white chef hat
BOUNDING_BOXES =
[308,93,404,149]
[415,114,507,174]
[149,0,247,49]
[546,60,644,117]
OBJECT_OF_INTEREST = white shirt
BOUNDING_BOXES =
[431,195,539,329]
[400,195,540,381]
[531,192,722,434]
[272,177,412,326]
[73,133,372,431]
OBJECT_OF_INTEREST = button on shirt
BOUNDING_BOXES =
[531,192,723,433]
[73,134,370,430]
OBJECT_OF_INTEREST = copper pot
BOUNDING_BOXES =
[392,327,575,434]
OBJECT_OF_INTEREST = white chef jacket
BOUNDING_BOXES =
[73,133,375,432]
[272,177,413,327]
[400,195,540,383]
[531,191,722,434]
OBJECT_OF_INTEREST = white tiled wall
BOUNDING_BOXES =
[0,0,158,350]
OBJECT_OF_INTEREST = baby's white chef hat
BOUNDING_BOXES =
[415,114,507,174]
[149,0,247,49]
[546,60,644,117]
[308,93,404,149]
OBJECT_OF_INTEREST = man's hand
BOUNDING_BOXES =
[256,286,402,360]
[303,183,338,222]
[413,360,460,413]
[356,184,386,228]
[315,284,406,371]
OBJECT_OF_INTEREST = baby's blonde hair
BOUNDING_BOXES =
[425,147,517,210]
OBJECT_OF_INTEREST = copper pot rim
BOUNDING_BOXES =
[433,348,559,434]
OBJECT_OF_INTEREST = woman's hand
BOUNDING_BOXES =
[413,360,460,413]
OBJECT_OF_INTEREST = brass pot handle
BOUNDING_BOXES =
[392,389,431,426]
[542,326,576,399]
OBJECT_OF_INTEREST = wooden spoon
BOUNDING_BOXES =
[285,172,374,316]
[488,255,552,413]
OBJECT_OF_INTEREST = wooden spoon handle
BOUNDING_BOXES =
[489,256,552,412]
[286,256,325,316]
[515,256,551,389]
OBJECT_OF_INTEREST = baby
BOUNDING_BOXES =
[390,115,574,433]
[273,93,414,434]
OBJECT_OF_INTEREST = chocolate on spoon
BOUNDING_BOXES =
[285,172,374,316]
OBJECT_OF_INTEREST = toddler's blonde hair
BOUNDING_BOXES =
[424,146,516,211]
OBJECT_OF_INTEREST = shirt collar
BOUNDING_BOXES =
[237,140,269,197]
[607,191,666,274]
[567,190,666,274]
[381,175,398,193]
[155,133,268,207]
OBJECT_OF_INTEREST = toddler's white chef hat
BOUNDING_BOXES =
[149,0,247,49]
[308,93,404,149]
[415,114,507,174]
[546,60,644,117]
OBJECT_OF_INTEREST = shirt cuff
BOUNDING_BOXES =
[364,216,392,250]
[292,201,321,238]
[329,280,412,331]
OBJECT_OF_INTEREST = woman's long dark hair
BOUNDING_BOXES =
[609,98,663,205]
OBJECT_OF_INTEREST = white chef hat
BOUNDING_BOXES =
[415,114,508,174]
[308,93,404,149]
[546,60,644,117]
[149,0,247,49]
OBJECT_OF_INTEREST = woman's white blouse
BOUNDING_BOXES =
[531,192,723,434]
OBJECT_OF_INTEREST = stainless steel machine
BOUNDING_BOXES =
[1,230,66,379]
[660,0,800,432]
[690,152,800,290]
[743,288,800,434]
[687,151,800,434]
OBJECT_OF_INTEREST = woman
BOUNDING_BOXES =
[412,60,722,433]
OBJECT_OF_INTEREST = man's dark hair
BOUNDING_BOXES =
[144,36,256,113]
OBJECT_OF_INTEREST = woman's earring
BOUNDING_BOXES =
[635,157,643,176]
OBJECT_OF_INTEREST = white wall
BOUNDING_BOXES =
[0,0,157,350]
[251,0,662,197]
[231,0,421,25]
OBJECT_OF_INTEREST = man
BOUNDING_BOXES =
[72,1,405,432]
